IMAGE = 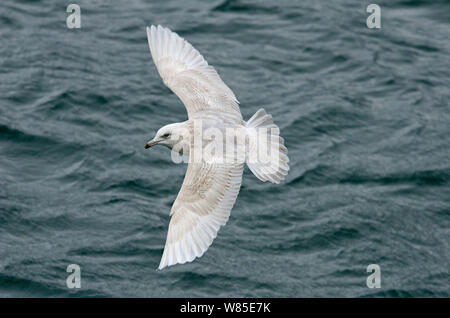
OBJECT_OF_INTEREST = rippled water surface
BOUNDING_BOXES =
[1,0,449,297]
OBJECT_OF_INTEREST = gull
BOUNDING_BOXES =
[144,25,289,269]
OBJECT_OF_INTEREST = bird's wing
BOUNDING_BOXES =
[147,25,243,123]
[158,161,244,269]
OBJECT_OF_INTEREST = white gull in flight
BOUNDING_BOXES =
[144,25,289,269]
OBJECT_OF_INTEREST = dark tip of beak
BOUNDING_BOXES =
[145,140,159,149]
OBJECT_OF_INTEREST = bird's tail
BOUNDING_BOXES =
[245,109,289,183]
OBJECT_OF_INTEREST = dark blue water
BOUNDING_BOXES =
[1,0,449,297]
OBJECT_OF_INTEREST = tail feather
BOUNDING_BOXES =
[246,108,289,183]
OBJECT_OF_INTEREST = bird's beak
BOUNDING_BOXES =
[144,139,160,149]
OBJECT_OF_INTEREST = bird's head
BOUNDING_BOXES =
[145,122,190,150]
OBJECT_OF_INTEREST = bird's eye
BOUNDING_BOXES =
[161,133,170,138]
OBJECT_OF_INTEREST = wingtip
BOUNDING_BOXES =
[146,25,159,33]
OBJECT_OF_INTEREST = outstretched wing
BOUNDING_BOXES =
[146,25,243,123]
[158,161,244,269]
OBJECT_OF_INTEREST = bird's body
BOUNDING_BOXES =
[145,25,289,269]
